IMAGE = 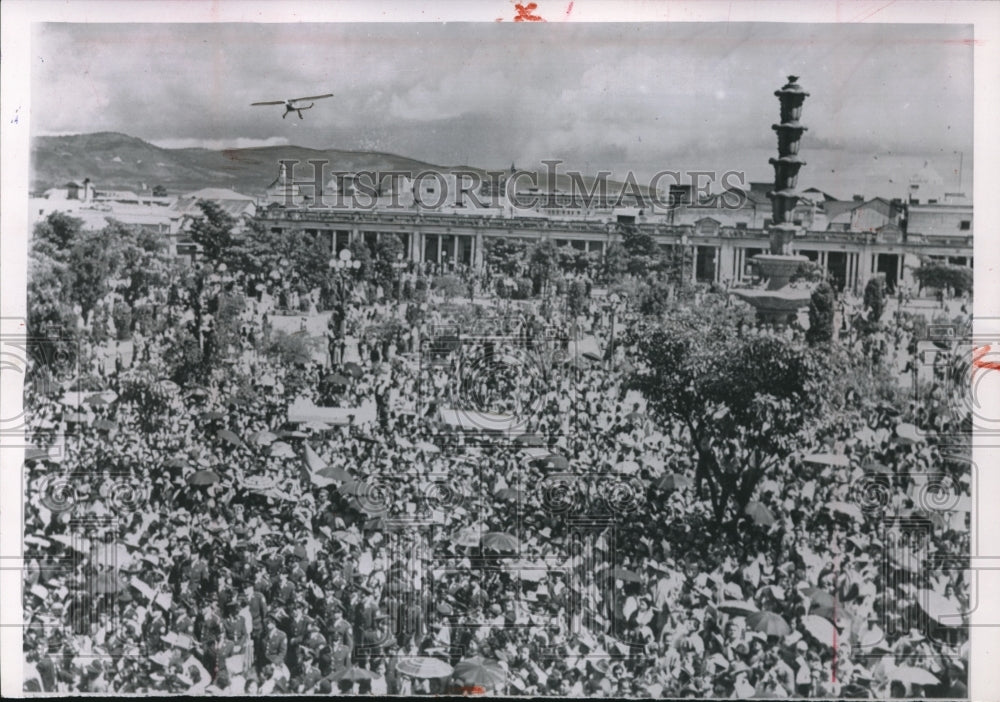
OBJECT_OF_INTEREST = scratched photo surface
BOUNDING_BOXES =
[20,21,973,697]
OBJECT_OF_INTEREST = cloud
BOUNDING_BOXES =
[149,136,291,150]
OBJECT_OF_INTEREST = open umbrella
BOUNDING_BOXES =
[581,351,602,362]
[802,614,837,647]
[217,429,245,448]
[615,460,640,474]
[746,610,790,636]
[85,394,110,406]
[891,666,940,686]
[92,419,117,432]
[186,469,220,486]
[331,666,375,682]
[270,442,296,458]
[800,587,836,609]
[395,657,454,679]
[803,453,850,468]
[452,657,507,688]
[87,570,122,594]
[332,530,362,547]
[495,487,523,502]
[895,422,925,445]
[318,466,351,481]
[863,461,892,475]
[514,433,545,447]
[612,567,643,583]
[539,454,569,470]
[826,501,864,521]
[917,589,963,625]
[482,532,518,552]
[718,600,759,616]
[744,501,775,526]
[343,362,364,379]
[250,431,279,445]
[656,473,693,491]
[23,447,51,463]
[164,458,187,471]
[324,373,351,387]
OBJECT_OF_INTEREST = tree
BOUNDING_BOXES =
[601,243,629,283]
[628,295,840,529]
[483,237,527,277]
[372,234,406,293]
[806,281,835,345]
[188,200,237,266]
[32,211,84,261]
[863,274,886,325]
[528,239,560,296]
[913,262,973,297]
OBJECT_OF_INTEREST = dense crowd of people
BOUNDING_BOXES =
[20,252,971,697]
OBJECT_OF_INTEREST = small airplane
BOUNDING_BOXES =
[251,93,334,119]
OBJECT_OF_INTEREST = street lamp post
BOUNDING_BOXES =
[329,249,361,338]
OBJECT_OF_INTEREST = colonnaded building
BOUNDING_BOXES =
[253,159,972,295]
[34,162,972,296]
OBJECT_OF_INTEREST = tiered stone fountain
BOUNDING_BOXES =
[733,76,814,324]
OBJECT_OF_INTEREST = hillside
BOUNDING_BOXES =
[30,132,653,198]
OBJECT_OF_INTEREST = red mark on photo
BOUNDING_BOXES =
[515,3,545,22]
[566,1,574,17]
[972,345,1000,379]
[448,685,486,695]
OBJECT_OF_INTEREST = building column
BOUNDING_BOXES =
[718,242,735,284]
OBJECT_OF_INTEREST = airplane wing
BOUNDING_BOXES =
[251,101,285,106]
[290,93,334,102]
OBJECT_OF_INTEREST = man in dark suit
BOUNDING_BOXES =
[264,617,288,671]
[247,583,268,673]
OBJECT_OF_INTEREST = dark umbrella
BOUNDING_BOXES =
[164,458,187,470]
[452,657,507,688]
[800,587,836,609]
[581,351,602,362]
[746,610,790,637]
[482,532,518,552]
[93,419,117,432]
[744,501,776,526]
[318,466,351,481]
[343,362,363,379]
[87,571,122,594]
[24,447,50,463]
[85,394,109,406]
[186,469,220,486]
[331,666,375,682]
[325,373,351,387]
[217,429,245,448]
[656,473,693,491]
[612,567,643,583]
[495,488,523,502]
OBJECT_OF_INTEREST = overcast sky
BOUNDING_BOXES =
[32,21,973,198]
